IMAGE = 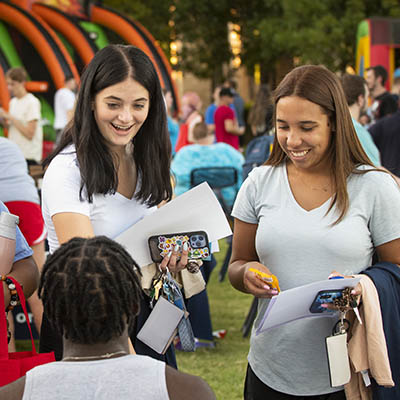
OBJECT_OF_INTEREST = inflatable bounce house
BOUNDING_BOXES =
[0,0,179,156]
[356,17,400,90]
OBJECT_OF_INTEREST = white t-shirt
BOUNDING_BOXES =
[53,87,75,130]
[41,145,156,254]
[8,93,43,162]
[22,355,169,400]
[232,163,400,396]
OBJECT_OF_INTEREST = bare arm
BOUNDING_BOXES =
[0,376,25,400]
[166,366,216,400]
[376,238,400,268]
[228,218,278,298]
[224,118,245,136]
[0,108,37,140]
[51,212,95,245]
[4,257,39,307]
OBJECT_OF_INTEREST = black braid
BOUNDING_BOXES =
[39,236,143,344]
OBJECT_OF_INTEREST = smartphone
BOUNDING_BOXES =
[309,289,344,313]
[148,230,210,264]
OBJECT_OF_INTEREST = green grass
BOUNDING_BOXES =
[176,240,252,400]
[17,240,252,399]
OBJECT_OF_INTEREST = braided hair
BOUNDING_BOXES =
[39,236,143,344]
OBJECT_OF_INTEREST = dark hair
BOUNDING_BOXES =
[219,87,234,98]
[267,65,376,224]
[367,65,388,86]
[340,74,367,106]
[192,121,209,141]
[44,44,172,207]
[6,67,27,82]
[39,236,143,344]
[247,84,273,134]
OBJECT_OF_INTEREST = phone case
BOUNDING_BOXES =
[309,289,344,313]
[148,230,210,264]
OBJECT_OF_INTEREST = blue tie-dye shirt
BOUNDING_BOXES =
[171,143,244,208]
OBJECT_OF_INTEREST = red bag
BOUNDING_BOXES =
[0,276,55,386]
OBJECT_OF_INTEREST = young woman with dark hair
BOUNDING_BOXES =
[0,237,216,400]
[229,65,400,399]
[40,44,188,366]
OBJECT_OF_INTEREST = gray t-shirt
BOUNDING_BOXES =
[232,163,400,396]
[22,355,169,399]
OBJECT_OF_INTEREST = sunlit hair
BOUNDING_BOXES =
[248,84,273,134]
[5,67,27,83]
[39,236,142,344]
[44,44,172,207]
[267,65,377,224]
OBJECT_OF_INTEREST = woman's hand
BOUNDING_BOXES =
[243,262,279,298]
[322,270,362,312]
[159,241,189,274]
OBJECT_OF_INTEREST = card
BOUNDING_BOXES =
[325,332,351,387]
[137,296,184,354]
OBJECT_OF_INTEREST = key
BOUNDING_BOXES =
[153,280,163,301]
[350,298,362,325]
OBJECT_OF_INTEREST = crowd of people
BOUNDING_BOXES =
[0,45,399,399]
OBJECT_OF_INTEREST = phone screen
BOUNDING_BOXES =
[309,289,344,313]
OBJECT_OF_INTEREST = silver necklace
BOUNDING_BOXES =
[62,350,128,361]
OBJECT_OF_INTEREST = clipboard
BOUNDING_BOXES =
[255,277,361,335]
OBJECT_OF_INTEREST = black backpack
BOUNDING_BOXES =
[242,135,274,180]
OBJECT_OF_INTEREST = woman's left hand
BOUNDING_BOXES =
[159,241,189,274]
[322,270,362,312]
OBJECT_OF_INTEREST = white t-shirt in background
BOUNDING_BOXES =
[54,87,75,130]
[8,93,43,162]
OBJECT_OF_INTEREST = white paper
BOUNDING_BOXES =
[256,277,361,334]
[115,182,232,267]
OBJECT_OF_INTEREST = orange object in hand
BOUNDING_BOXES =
[249,267,281,292]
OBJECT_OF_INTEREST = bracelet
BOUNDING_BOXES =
[1,275,20,312]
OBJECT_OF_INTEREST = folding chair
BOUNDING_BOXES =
[190,166,238,282]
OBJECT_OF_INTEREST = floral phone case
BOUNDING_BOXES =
[148,230,210,264]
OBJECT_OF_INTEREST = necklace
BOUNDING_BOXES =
[62,350,128,362]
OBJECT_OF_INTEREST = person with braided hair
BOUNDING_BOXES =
[40,44,189,366]
[0,236,216,400]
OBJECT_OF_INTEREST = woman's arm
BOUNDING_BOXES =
[228,218,278,298]
[0,376,25,400]
[51,212,95,245]
[376,238,400,268]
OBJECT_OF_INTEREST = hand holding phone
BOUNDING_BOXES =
[148,230,210,264]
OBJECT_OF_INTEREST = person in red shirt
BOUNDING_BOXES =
[214,87,245,149]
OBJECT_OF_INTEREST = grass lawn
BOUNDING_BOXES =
[176,240,253,400]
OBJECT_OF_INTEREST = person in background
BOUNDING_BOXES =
[172,121,244,209]
[0,67,43,165]
[223,79,245,128]
[229,65,400,399]
[214,87,245,150]
[53,75,77,144]
[366,65,398,123]
[247,84,274,137]
[340,73,381,166]
[204,85,221,135]
[0,201,39,350]
[175,91,202,153]
[0,236,216,400]
[40,44,188,366]
[172,121,243,345]
[163,89,179,157]
[0,137,46,341]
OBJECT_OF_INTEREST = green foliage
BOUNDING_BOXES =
[100,1,400,84]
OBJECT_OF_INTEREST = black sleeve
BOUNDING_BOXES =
[368,121,382,148]
[380,94,398,118]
